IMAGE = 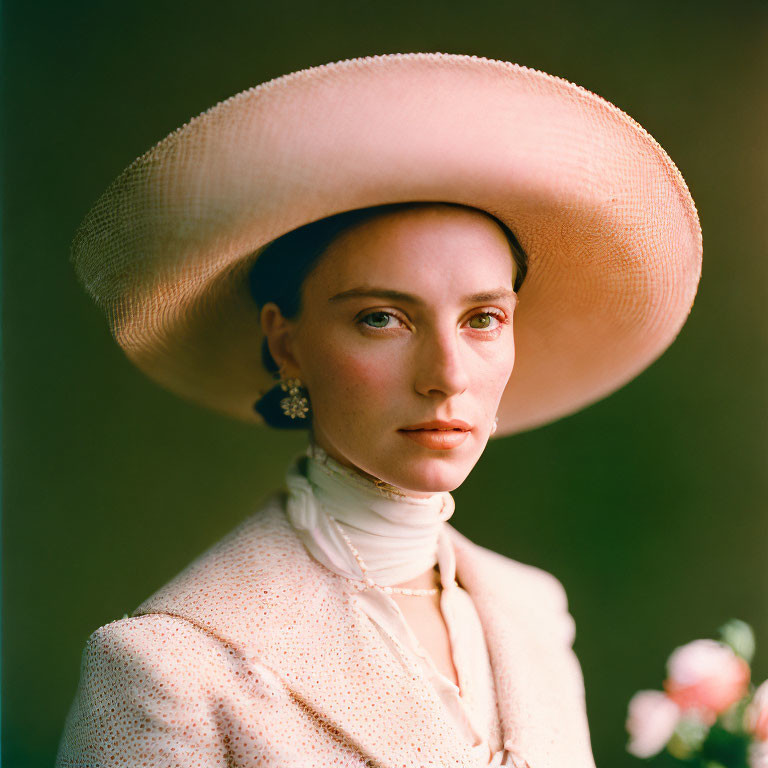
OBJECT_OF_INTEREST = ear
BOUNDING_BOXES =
[260,302,301,377]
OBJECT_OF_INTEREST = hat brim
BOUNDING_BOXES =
[72,52,702,436]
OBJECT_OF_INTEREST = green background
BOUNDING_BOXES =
[3,1,767,766]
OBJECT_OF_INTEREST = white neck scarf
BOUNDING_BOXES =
[285,442,456,586]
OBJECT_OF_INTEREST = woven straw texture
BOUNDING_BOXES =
[56,495,595,767]
[71,52,701,434]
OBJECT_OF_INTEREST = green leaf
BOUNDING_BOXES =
[719,619,756,663]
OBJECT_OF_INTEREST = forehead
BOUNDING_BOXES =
[306,205,516,299]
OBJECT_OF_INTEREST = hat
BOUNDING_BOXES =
[71,52,702,436]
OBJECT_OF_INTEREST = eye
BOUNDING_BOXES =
[359,311,404,329]
[466,311,503,330]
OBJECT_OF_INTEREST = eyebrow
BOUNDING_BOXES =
[328,286,516,305]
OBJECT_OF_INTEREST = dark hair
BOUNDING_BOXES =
[249,201,528,427]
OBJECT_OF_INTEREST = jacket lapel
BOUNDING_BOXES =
[449,524,596,768]
[247,543,480,767]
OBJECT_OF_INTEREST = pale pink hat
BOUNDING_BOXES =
[72,52,702,436]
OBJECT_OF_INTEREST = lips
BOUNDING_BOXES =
[400,420,472,431]
[398,420,472,450]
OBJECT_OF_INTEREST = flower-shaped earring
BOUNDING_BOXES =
[279,377,310,420]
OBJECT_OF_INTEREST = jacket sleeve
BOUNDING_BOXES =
[56,613,235,767]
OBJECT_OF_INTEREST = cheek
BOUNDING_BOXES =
[305,344,401,419]
[473,374,509,415]
[468,349,515,417]
[470,338,515,381]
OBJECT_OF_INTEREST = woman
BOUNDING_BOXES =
[56,53,701,767]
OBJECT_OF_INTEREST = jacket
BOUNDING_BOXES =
[56,492,596,768]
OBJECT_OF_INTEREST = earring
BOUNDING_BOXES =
[279,377,310,420]
[490,417,499,436]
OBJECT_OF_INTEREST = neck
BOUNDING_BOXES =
[309,434,436,499]
[284,442,456,587]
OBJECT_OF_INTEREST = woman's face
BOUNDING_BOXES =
[263,204,519,495]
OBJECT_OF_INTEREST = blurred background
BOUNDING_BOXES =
[3,1,767,765]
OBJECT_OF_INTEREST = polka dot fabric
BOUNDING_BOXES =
[57,495,595,767]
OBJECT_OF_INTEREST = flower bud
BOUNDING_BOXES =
[626,690,680,758]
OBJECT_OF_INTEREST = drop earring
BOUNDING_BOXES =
[279,376,310,420]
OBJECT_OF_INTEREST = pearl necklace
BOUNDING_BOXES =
[328,514,442,596]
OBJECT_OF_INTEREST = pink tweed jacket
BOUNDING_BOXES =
[56,493,596,768]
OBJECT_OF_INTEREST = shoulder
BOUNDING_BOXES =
[448,522,568,602]
[447,523,575,645]
[62,494,306,699]
[57,612,301,767]
[475,535,567,604]
[58,614,228,765]
[130,492,338,642]
[134,492,300,611]
[77,612,286,693]
[78,612,231,689]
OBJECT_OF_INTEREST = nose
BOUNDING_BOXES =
[413,328,470,399]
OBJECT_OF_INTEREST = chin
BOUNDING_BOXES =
[384,456,475,495]
[317,430,480,495]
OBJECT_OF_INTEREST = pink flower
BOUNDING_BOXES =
[626,690,681,758]
[664,639,751,722]
[746,680,768,741]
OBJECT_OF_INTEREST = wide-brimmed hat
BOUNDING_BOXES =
[71,52,702,436]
